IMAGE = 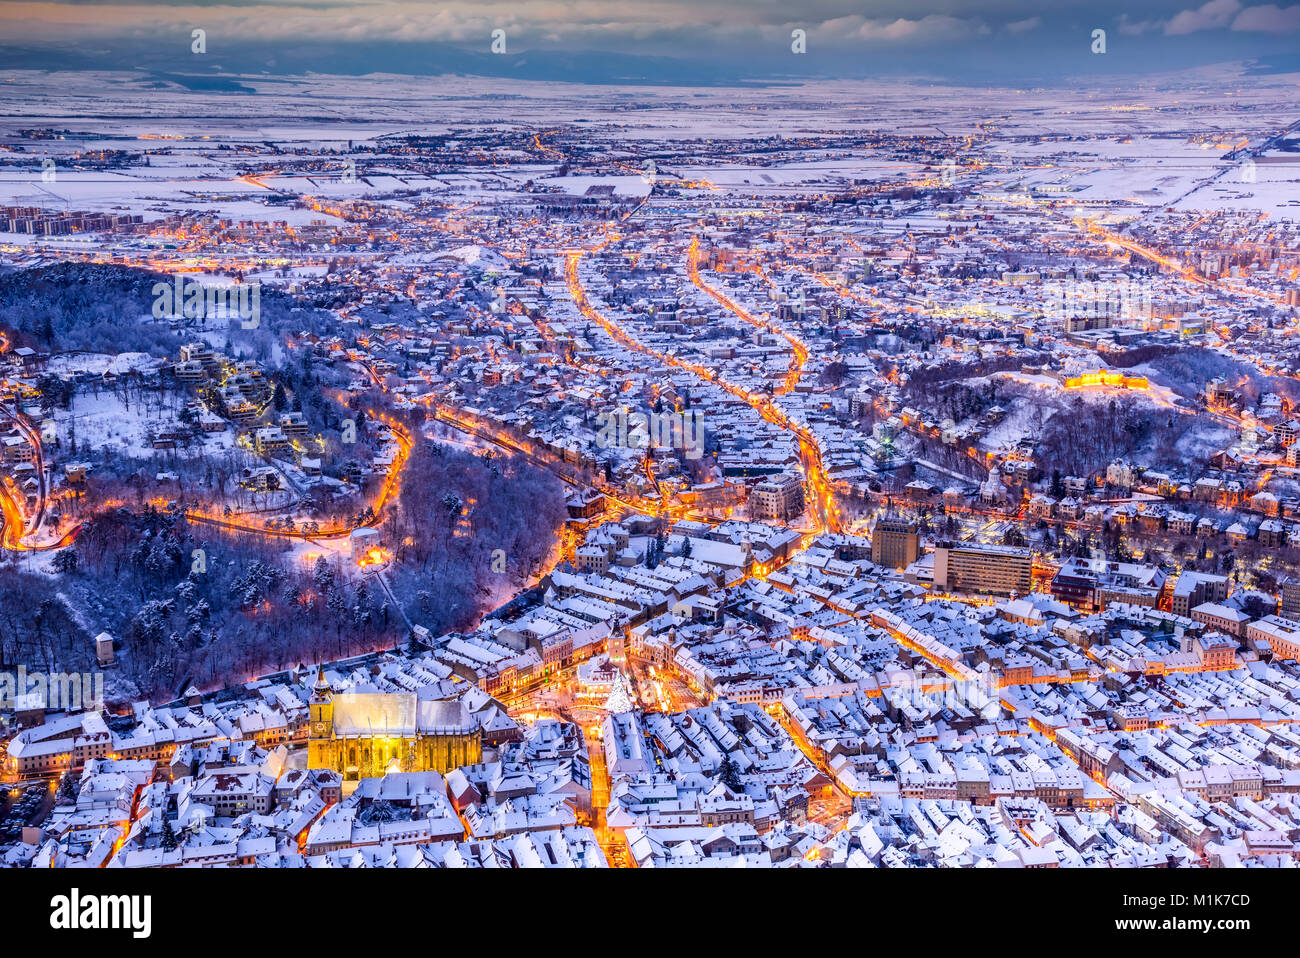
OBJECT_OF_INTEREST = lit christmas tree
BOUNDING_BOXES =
[603,676,633,714]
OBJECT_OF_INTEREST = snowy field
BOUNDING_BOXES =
[1,64,1297,221]
[56,391,237,463]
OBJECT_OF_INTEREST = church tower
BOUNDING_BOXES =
[307,667,335,770]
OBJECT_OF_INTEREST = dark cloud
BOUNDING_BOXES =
[1,0,1297,83]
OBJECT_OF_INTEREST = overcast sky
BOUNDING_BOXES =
[2,0,1299,83]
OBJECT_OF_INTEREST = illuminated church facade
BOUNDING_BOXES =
[307,670,482,780]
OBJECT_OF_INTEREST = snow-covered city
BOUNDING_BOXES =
[0,0,1298,936]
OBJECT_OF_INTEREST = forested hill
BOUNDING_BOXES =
[0,261,341,358]
[0,262,181,355]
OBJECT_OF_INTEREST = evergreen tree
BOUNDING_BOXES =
[717,754,743,792]
[57,771,77,804]
[51,549,79,574]
[313,555,334,595]
[161,815,178,850]
[327,588,349,636]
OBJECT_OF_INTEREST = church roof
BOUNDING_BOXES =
[332,693,416,737]
[330,692,476,737]
[417,697,475,734]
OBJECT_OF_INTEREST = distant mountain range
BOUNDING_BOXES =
[0,40,798,88]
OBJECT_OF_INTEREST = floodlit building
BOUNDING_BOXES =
[307,671,482,781]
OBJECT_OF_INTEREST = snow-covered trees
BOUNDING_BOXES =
[49,507,391,700]
[384,435,567,637]
[51,549,78,574]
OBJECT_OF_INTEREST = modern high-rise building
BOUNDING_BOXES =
[1170,571,1230,617]
[750,471,805,521]
[932,541,1032,596]
[1280,578,1300,620]
[871,516,920,569]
